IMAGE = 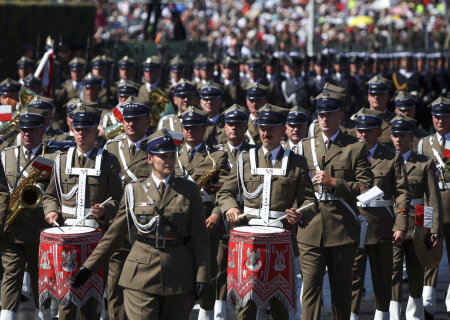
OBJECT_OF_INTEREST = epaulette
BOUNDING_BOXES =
[106,133,126,144]
[3,145,18,152]
[210,144,224,152]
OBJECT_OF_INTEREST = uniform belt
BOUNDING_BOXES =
[201,194,216,203]
[357,199,394,208]
[64,218,99,229]
[137,234,187,249]
[411,198,424,206]
[243,206,285,219]
[438,182,450,190]
[61,205,92,216]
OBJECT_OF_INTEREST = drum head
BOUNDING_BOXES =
[44,226,96,235]
[233,226,285,234]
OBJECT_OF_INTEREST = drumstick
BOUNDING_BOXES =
[52,221,59,227]
[69,197,112,230]
[237,207,259,219]
[264,202,315,227]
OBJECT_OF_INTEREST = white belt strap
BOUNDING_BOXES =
[357,199,394,207]
[169,116,175,131]
[439,182,450,190]
[314,191,359,222]
[176,150,196,183]
[65,218,99,229]
[243,206,285,219]
[65,147,103,220]
[62,206,92,216]
[248,148,290,224]
[118,141,139,183]
[245,130,256,145]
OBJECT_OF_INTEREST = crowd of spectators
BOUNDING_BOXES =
[92,0,449,54]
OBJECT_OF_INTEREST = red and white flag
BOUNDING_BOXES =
[415,205,434,229]
[32,156,54,173]
[167,130,183,145]
[0,105,12,121]
[113,107,124,123]
[34,48,55,98]
[444,140,450,158]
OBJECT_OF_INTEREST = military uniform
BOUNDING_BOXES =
[55,58,86,108]
[217,104,317,320]
[43,103,122,320]
[138,56,164,100]
[173,107,229,319]
[298,91,374,320]
[75,130,210,319]
[417,97,450,317]
[390,139,442,319]
[0,108,55,320]
[101,99,152,320]
[350,114,411,319]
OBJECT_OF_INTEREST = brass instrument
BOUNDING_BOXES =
[105,122,124,140]
[4,164,49,233]
[197,149,218,188]
[148,88,169,129]
[0,88,36,143]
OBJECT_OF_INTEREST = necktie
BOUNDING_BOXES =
[159,181,165,199]
[25,150,31,163]
[188,148,194,163]
[130,143,136,157]
[367,151,371,162]
[265,153,272,168]
[231,148,237,160]
[441,137,446,151]
[325,139,331,152]
[79,155,86,167]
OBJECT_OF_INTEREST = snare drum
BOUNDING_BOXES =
[227,226,295,313]
[38,226,103,309]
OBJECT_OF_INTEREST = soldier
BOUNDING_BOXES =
[138,56,163,99]
[117,81,139,104]
[166,55,185,93]
[157,79,197,133]
[117,56,136,84]
[91,55,117,105]
[0,107,55,320]
[281,53,311,109]
[245,83,269,145]
[350,111,411,320]
[101,98,152,320]
[22,75,42,95]
[55,57,86,106]
[217,103,317,319]
[199,84,225,147]
[284,105,310,153]
[43,102,122,320]
[417,97,450,319]
[220,56,244,107]
[308,54,332,99]
[298,90,374,319]
[392,92,429,152]
[175,107,229,319]
[218,104,253,167]
[71,129,210,319]
[198,57,218,86]
[389,115,443,320]
[28,96,65,141]
[0,78,21,110]
[16,56,34,85]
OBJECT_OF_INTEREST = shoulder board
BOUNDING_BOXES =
[212,144,224,151]
[301,136,313,142]
[106,133,126,144]
[248,144,257,149]
[3,145,18,152]
[383,145,396,154]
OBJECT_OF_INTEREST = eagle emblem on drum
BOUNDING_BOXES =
[246,248,262,272]
[40,249,50,271]
[61,249,78,272]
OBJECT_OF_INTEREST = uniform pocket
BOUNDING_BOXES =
[121,252,152,283]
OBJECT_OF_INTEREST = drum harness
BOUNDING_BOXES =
[236,147,290,226]
[54,147,103,228]
[418,135,449,190]
[125,182,189,249]
[110,137,140,184]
